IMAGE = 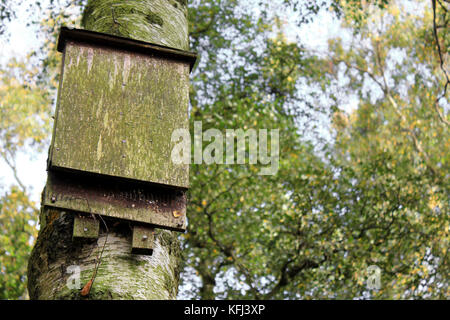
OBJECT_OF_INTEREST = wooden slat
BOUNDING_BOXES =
[43,171,187,232]
[131,225,155,255]
[73,215,99,238]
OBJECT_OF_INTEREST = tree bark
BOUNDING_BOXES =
[27,0,189,300]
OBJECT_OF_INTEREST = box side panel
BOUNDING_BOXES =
[51,42,190,188]
[43,172,187,231]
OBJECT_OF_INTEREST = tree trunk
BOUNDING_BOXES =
[27,0,189,300]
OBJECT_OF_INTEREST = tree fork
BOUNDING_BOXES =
[27,0,189,300]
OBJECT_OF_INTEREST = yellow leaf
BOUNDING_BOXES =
[172,210,183,218]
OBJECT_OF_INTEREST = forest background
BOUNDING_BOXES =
[0,0,448,299]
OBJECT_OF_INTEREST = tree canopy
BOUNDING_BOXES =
[0,0,448,299]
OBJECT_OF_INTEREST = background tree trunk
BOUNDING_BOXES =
[27,0,189,300]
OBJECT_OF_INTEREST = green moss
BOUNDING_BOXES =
[175,0,187,6]
[146,12,164,26]
[155,230,182,291]
[156,230,182,258]
[117,254,147,266]
[160,264,179,294]
[81,0,189,50]
[113,6,138,15]
[115,254,148,275]
[86,287,115,299]
[81,3,94,28]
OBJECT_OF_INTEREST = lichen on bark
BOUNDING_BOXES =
[28,208,182,300]
[81,0,189,50]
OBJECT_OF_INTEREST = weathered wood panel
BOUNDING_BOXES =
[43,172,187,232]
[132,225,155,255]
[50,41,190,188]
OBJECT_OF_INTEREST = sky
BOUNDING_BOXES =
[0,1,345,205]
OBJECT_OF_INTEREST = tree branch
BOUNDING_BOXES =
[263,257,321,299]
[431,0,450,126]
[203,206,261,299]
[0,150,28,194]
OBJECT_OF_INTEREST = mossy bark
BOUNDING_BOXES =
[81,0,189,51]
[27,0,188,300]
